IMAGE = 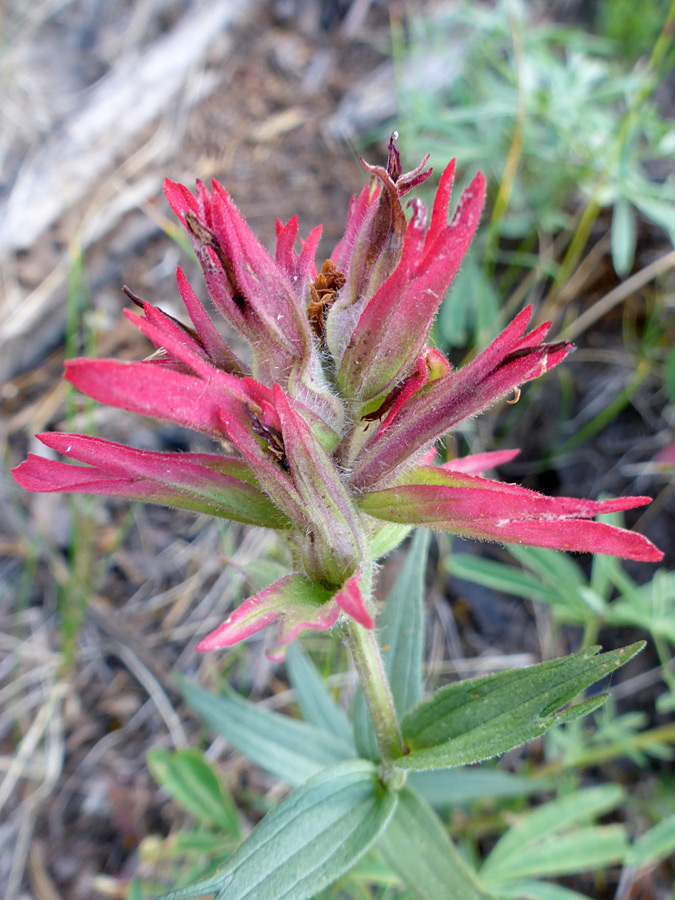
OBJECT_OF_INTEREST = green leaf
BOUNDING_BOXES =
[353,530,430,760]
[496,880,593,899]
[284,644,354,748]
[340,850,403,888]
[154,760,398,900]
[589,548,622,605]
[378,785,497,900]
[147,748,240,835]
[179,676,355,786]
[352,680,380,762]
[379,529,430,716]
[369,522,412,559]
[628,193,675,245]
[482,786,624,881]
[507,545,586,601]
[627,813,675,867]
[396,644,644,770]
[611,196,637,276]
[450,554,564,606]
[170,830,237,856]
[409,768,553,807]
[484,825,627,883]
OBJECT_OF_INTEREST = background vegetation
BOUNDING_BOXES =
[1,1,673,898]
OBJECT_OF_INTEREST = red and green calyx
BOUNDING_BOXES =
[14,134,663,660]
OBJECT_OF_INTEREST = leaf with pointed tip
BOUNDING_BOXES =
[378,785,496,900]
[284,644,355,749]
[482,786,624,880]
[485,826,627,885]
[179,677,355,786]
[627,813,675,868]
[13,433,290,529]
[396,644,645,770]
[496,881,594,899]
[147,748,240,835]
[409,768,554,807]
[482,788,628,892]
[379,529,430,716]
[154,761,398,900]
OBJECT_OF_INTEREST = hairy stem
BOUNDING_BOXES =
[344,618,406,782]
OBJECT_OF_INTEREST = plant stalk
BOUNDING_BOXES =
[344,618,406,781]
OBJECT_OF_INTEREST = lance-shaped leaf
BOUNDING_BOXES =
[482,785,625,883]
[284,644,355,747]
[196,571,372,661]
[179,677,355,786]
[409,768,555,808]
[378,785,496,900]
[358,467,663,562]
[395,643,645,770]
[12,433,291,528]
[350,307,573,487]
[379,529,430,716]
[147,748,240,834]
[154,761,398,900]
[339,170,485,403]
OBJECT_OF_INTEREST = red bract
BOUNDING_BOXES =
[13,134,663,657]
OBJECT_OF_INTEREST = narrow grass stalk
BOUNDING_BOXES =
[551,0,675,293]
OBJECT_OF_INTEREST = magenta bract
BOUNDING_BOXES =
[12,134,663,656]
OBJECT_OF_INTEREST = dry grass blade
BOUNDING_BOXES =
[562,248,675,342]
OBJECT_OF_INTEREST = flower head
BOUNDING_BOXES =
[13,134,663,658]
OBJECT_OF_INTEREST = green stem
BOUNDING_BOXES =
[344,619,405,781]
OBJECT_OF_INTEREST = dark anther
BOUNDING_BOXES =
[243,403,287,469]
[122,285,145,308]
[185,212,247,314]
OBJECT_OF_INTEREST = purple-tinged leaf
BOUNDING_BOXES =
[13,433,289,528]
